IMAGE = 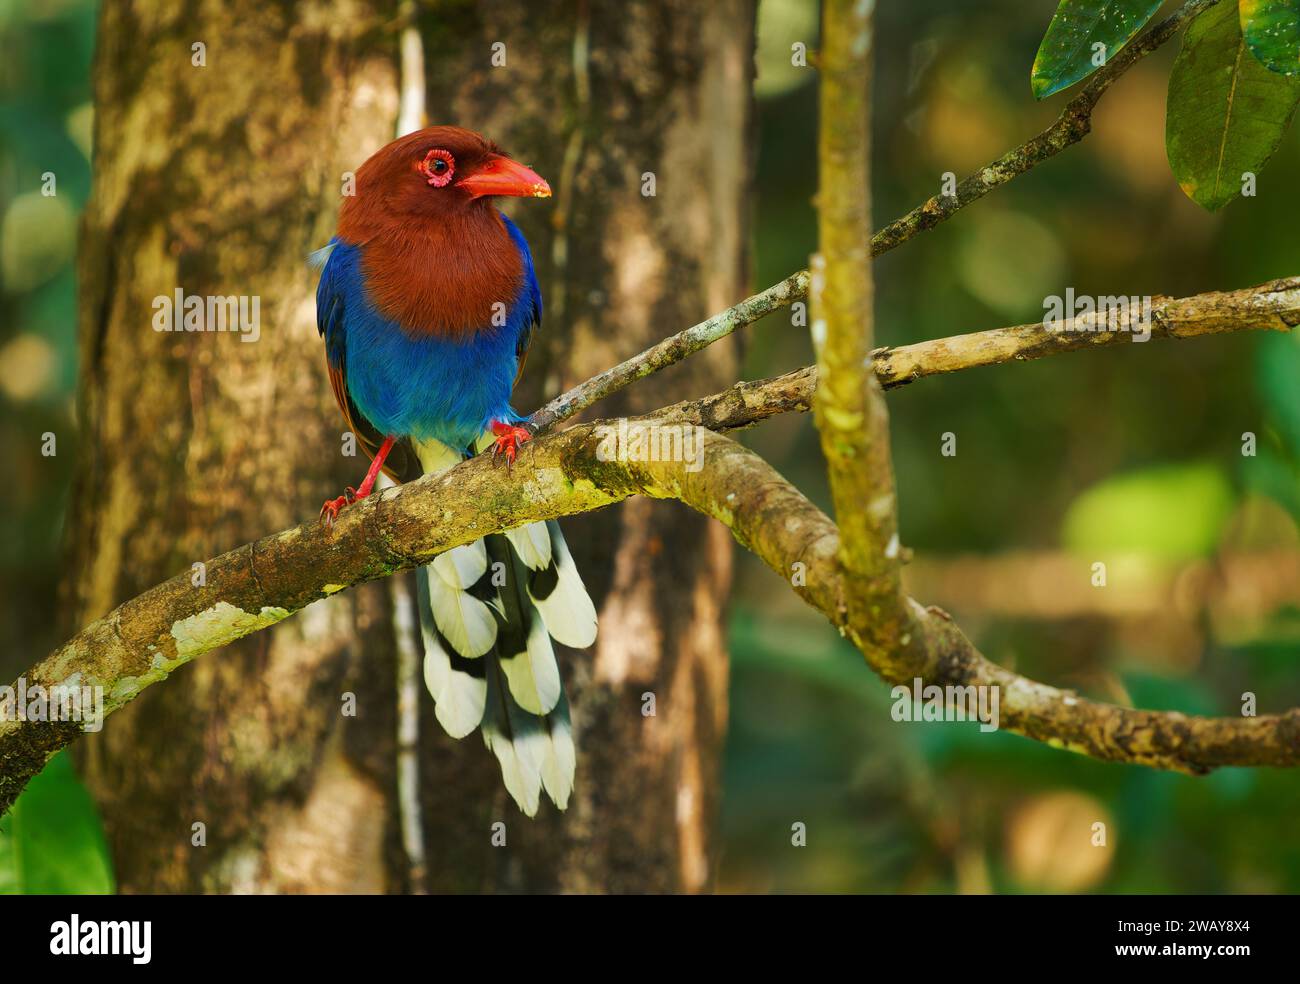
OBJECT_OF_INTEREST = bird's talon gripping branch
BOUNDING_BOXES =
[319,494,350,529]
[318,437,396,530]
[489,420,533,466]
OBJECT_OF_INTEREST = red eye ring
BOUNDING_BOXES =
[419,148,455,187]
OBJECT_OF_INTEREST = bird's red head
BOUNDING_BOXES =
[340,126,550,237]
[337,126,550,339]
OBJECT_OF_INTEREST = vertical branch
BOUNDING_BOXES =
[396,5,426,135]
[812,0,908,667]
[393,0,427,893]
[547,0,591,332]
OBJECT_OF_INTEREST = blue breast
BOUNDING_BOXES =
[317,213,540,451]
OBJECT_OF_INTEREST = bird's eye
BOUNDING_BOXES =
[419,148,456,187]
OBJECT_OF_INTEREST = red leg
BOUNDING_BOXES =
[489,420,533,466]
[320,435,396,528]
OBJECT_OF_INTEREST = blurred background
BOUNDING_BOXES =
[2,0,1298,893]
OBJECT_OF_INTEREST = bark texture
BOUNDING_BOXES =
[65,0,754,893]
[68,0,402,893]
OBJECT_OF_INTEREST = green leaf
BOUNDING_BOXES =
[0,752,114,894]
[1031,0,1163,99]
[1167,0,1300,211]
[1241,0,1300,76]
[1062,462,1235,560]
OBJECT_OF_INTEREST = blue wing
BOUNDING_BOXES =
[315,239,423,482]
[314,214,541,460]
[501,214,542,390]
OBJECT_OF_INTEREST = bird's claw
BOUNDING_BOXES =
[319,487,361,530]
[319,495,348,529]
[490,422,534,468]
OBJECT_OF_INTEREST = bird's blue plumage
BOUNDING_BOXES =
[316,212,540,451]
[315,128,592,817]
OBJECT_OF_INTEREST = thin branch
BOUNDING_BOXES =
[527,270,809,432]
[663,276,1300,433]
[870,0,1222,254]
[528,0,1221,432]
[394,4,428,893]
[873,276,1300,387]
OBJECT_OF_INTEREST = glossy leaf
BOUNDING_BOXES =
[1031,0,1163,98]
[1241,0,1300,75]
[0,752,114,895]
[1166,0,1300,210]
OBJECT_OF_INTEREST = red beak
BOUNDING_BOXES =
[459,154,552,199]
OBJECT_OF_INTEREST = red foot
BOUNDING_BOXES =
[319,435,397,531]
[490,420,533,466]
[320,487,365,529]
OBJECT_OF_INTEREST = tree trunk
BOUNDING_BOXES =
[69,0,754,894]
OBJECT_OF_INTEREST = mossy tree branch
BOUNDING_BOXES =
[5,409,1296,815]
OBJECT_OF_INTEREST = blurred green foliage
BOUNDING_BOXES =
[1,0,1297,894]
[0,0,104,896]
[0,752,114,894]
[0,0,95,679]
[1062,461,1235,559]
[1240,0,1300,75]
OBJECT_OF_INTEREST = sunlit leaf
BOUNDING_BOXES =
[1062,462,1235,560]
[1031,0,1162,99]
[0,752,114,895]
[1241,0,1300,75]
[1166,0,1300,210]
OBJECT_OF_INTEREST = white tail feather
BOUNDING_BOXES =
[425,574,498,658]
[506,522,552,570]
[529,520,598,649]
[432,539,487,589]
[482,667,545,816]
[417,570,487,738]
[499,606,561,715]
[413,435,592,815]
[540,693,576,810]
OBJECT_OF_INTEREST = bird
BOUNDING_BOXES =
[312,126,597,816]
